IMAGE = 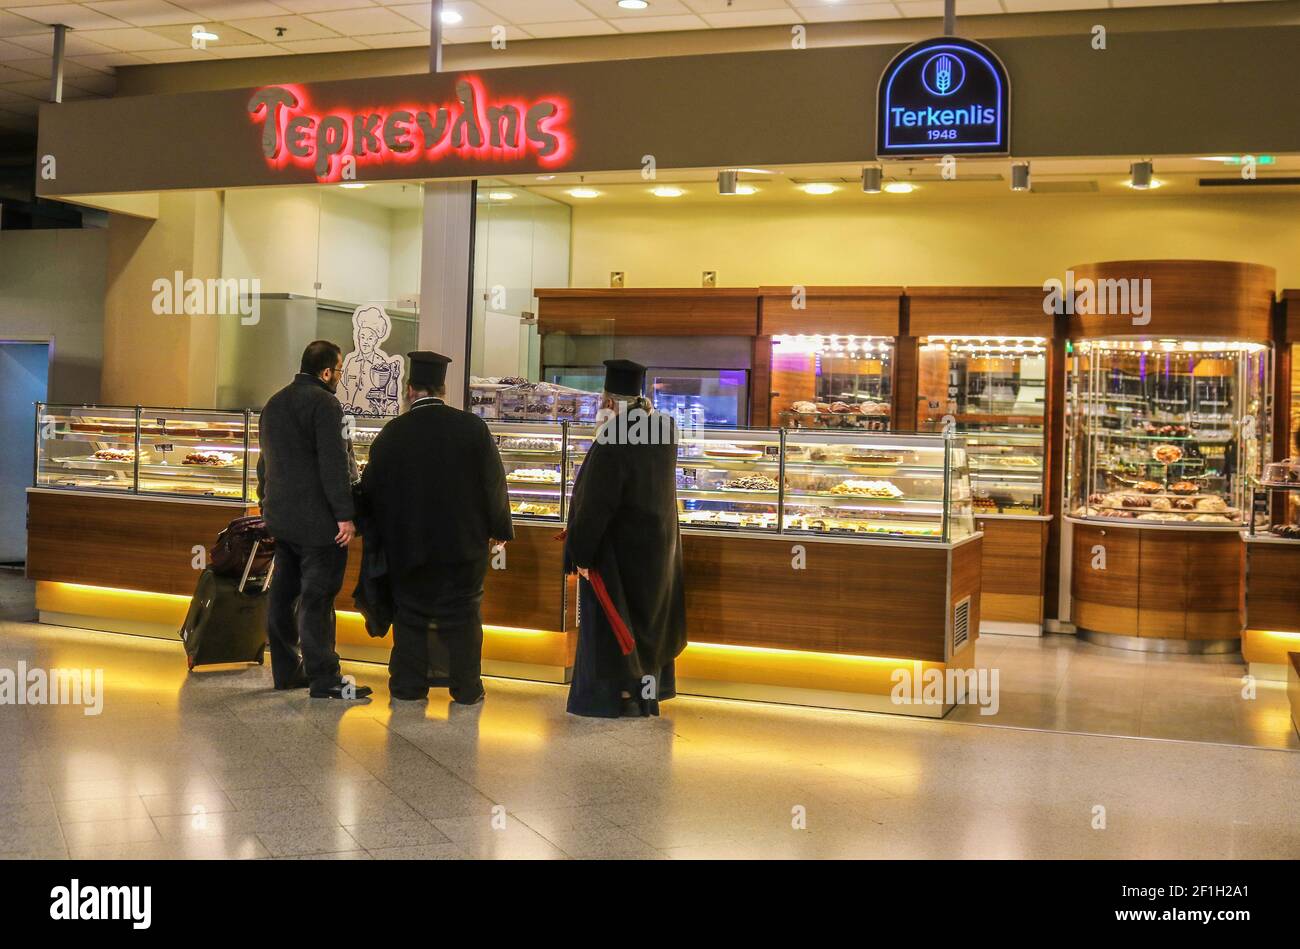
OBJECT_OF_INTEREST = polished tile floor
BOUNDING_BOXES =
[1,570,1297,859]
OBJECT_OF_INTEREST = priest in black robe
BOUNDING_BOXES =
[359,351,513,703]
[564,359,688,718]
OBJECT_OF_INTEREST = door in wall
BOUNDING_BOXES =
[0,342,49,562]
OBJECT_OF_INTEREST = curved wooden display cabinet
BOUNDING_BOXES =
[1065,260,1275,341]
[1069,520,1243,653]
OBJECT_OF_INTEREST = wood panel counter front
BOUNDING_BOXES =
[28,490,981,712]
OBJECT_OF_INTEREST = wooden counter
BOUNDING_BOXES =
[27,489,982,715]
[974,516,1049,632]
[1241,535,1300,679]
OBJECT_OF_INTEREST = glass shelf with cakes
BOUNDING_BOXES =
[959,431,1046,517]
[673,427,784,533]
[1248,459,1300,541]
[781,430,974,542]
[488,419,568,521]
[1066,339,1272,528]
[33,404,256,502]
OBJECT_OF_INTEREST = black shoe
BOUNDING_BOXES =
[390,688,429,701]
[309,682,373,700]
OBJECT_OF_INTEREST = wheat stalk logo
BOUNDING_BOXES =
[934,55,953,94]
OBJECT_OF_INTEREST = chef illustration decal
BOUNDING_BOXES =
[339,304,405,417]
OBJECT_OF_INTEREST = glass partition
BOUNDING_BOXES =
[770,335,894,430]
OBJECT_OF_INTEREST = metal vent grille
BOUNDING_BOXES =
[952,596,971,652]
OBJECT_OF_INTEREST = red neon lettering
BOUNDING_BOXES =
[247,78,573,182]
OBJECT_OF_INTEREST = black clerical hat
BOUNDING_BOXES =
[408,351,451,388]
[603,359,646,397]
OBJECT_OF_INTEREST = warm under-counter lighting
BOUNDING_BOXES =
[883,181,915,194]
[567,187,600,198]
[802,183,836,195]
[651,186,684,198]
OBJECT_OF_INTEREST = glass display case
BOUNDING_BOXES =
[1066,339,1272,527]
[34,404,255,501]
[564,424,972,543]
[490,420,566,521]
[782,431,972,542]
[916,337,1049,517]
[770,335,894,431]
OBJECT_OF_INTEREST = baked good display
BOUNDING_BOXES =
[1270,524,1300,540]
[92,448,136,463]
[1172,498,1196,511]
[1169,481,1198,495]
[973,496,998,511]
[846,449,902,464]
[499,436,558,452]
[1196,496,1228,513]
[512,501,557,517]
[1135,481,1162,494]
[830,479,903,498]
[722,475,779,491]
[507,467,561,484]
[1152,444,1183,465]
[1097,508,1136,518]
[791,401,817,415]
[830,401,853,414]
[1121,495,1152,508]
[1150,496,1172,511]
[183,450,237,467]
[1192,513,1232,524]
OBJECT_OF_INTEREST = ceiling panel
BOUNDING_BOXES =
[84,0,200,25]
[305,5,420,33]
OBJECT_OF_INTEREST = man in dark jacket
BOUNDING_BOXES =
[564,359,687,718]
[359,351,513,704]
[257,340,372,700]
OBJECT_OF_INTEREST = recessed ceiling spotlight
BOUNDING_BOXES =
[652,186,684,198]
[882,181,915,194]
[618,0,650,9]
[802,183,836,195]
[488,192,515,200]
[568,187,601,198]
[191,26,219,42]
[440,9,463,24]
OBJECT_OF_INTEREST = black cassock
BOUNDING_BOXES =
[358,397,513,699]
[564,417,687,717]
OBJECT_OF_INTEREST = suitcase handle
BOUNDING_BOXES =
[238,539,274,594]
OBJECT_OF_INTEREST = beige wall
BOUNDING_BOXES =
[568,193,1300,290]
[102,192,223,406]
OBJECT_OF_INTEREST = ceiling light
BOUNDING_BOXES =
[862,166,882,193]
[717,170,738,195]
[882,181,914,194]
[1128,159,1155,189]
[802,183,836,195]
[488,192,515,200]
[1010,162,1030,192]
[652,186,684,198]
[191,26,219,42]
[735,168,774,175]
[339,183,366,189]
[618,0,650,8]
[568,187,600,198]
[440,9,463,24]
[535,174,555,181]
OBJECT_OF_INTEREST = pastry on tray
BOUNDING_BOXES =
[830,479,903,498]
[1152,444,1183,465]
[92,448,136,463]
[1121,495,1152,508]
[183,450,237,467]
[1136,481,1162,494]
[722,475,779,491]
[507,467,561,483]
[1169,481,1198,495]
[1196,496,1228,513]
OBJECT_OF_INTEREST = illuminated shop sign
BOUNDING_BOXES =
[247,77,573,182]
[876,37,1009,157]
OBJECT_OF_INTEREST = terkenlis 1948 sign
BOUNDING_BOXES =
[876,37,1010,157]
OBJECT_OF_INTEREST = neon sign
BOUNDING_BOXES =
[876,37,1009,157]
[247,77,574,182]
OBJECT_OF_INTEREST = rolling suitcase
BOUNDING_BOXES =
[180,537,276,672]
